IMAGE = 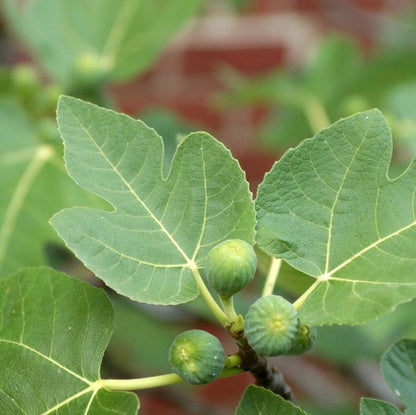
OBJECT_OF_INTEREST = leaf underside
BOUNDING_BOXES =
[235,385,308,415]
[360,399,402,415]
[51,96,255,305]
[256,109,416,325]
[382,338,416,411]
[360,338,416,414]
[0,267,139,414]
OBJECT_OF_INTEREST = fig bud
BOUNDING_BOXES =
[285,321,317,355]
[245,295,298,356]
[169,329,226,385]
[207,239,257,299]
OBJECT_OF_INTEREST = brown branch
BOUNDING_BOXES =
[228,321,294,402]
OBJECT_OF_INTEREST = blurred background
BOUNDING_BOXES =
[2,0,416,414]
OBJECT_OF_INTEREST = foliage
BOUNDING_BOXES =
[218,35,416,164]
[0,267,139,414]
[2,98,416,413]
[3,0,203,85]
[2,1,416,414]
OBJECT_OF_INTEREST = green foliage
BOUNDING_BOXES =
[2,0,203,85]
[218,35,416,156]
[0,98,101,276]
[361,338,416,414]
[2,7,416,407]
[51,96,255,305]
[256,109,416,325]
[235,385,307,415]
[0,267,139,414]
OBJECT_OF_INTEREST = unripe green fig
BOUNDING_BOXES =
[72,52,112,90]
[285,321,317,355]
[169,329,226,385]
[10,64,40,98]
[207,239,257,298]
[245,295,298,356]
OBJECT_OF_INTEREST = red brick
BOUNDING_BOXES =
[182,46,286,76]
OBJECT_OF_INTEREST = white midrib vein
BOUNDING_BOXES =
[324,217,416,282]
[324,128,369,274]
[70,107,195,268]
[100,0,141,69]
[0,145,54,268]
[0,339,90,384]
[0,339,102,414]
[294,215,416,311]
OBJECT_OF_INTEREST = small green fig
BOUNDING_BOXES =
[245,295,298,356]
[285,321,317,355]
[72,52,111,90]
[10,64,40,98]
[207,239,257,299]
[169,329,225,385]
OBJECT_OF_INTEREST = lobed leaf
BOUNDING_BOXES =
[256,109,416,325]
[0,267,139,414]
[51,97,255,305]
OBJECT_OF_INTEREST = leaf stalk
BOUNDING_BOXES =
[190,265,227,325]
[262,257,282,297]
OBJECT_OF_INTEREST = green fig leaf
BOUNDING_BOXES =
[0,267,139,414]
[0,98,101,276]
[382,338,416,410]
[256,109,416,325]
[51,96,255,305]
[360,338,416,415]
[235,385,308,415]
[360,399,403,415]
[2,0,203,83]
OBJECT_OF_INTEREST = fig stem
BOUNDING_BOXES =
[293,278,321,311]
[97,373,183,391]
[262,257,282,297]
[219,295,238,323]
[190,265,227,325]
[225,353,242,368]
[96,367,243,391]
[303,95,330,134]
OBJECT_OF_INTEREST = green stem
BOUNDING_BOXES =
[225,353,242,368]
[97,367,244,392]
[190,265,227,325]
[97,373,182,391]
[262,257,282,297]
[303,96,330,134]
[219,296,238,323]
[292,278,320,311]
